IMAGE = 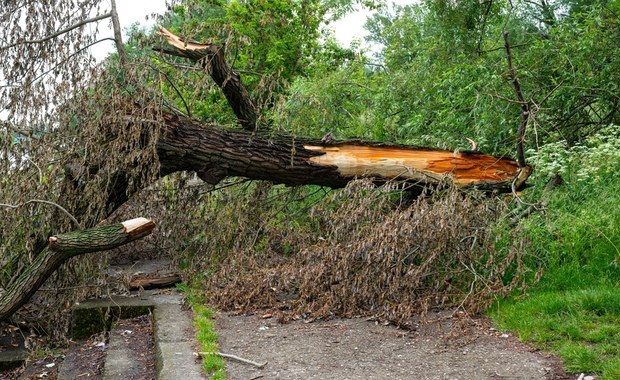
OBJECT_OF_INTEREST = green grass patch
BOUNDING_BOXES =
[177,283,226,380]
[491,287,620,376]
[490,161,620,379]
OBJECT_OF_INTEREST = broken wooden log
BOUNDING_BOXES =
[0,218,156,322]
[156,114,532,192]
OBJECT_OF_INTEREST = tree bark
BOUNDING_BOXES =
[152,27,532,192]
[0,218,155,322]
[156,114,531,192]
[156,27,258,131]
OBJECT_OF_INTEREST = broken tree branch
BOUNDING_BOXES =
[0,218,156,322]
[155,27,258,131]
[156,113,529,191]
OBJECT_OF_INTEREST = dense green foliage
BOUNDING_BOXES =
[490,126,620,378]
[277,0,620,154]
[150,1,620,377]
[2,0,619,376]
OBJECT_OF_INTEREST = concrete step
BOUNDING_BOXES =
[154,304,203,380]
[0,333,28,372]
[58,289,204,380]
[103,315,155,380]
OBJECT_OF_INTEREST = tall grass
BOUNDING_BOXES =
[490,154,620,378]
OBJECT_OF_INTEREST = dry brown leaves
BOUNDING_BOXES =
[182,180,526,327]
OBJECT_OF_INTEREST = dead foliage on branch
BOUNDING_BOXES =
[175,180,528,327]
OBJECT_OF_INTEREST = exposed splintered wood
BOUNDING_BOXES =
[156,114,531,191]
[157,26,210,52]
[304,144,521,186]
[0,218,156,322]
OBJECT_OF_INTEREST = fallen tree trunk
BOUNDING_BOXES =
[0,217,156,322]
[153,26,532,192]
[156,114,532,192]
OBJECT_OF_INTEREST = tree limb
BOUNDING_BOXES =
[155,27,258,131]
[156,113,528,191]
[503,31,529,168]
[1,12,112,50]
[0,218,156,322]
[0,199,81,228]
[110,0,127,67]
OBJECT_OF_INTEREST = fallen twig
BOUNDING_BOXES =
[196,351,267,369]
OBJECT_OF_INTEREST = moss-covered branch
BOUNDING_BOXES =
[0,218,156,322]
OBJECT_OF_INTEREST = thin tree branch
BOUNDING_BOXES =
[110,0,128,67]
[197,352,267,369]
[0,200,81,228]
[503,31,529,167]
[477,0,494,56]
[25,38,116,88]
[536,79,564,109]
[144,61,192,116]
[1,12,112,50]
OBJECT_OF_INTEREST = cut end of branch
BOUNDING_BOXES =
[158,26,211,51]
[122,217,156,238]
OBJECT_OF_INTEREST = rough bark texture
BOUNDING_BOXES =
[0,218,155,322]
[157,27,258,131]
[156,114,530,191]
[152,27,531,191]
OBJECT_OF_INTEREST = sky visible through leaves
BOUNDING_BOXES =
[90,0,415,61]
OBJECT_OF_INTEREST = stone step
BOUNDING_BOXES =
[0,334,28,372]
[58,288,203,380]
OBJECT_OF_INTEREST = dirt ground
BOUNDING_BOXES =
[216,310,574,380]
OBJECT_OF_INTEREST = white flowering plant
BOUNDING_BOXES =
[527,124,620,184]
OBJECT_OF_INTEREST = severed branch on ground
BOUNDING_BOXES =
[0,218,156,322]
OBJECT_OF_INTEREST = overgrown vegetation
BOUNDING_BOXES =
[491,129,620,379]
[1,0,620,377]
[177,283,226,379]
